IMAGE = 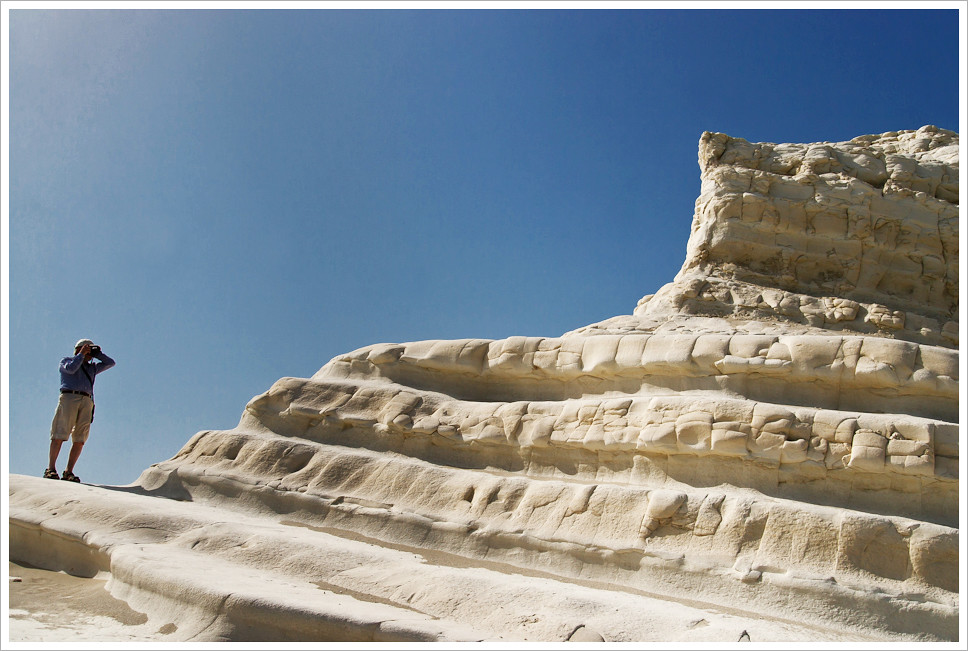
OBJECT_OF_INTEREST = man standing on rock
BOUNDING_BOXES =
[45,338,116,483]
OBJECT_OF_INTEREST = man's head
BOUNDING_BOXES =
[74,338,95,357]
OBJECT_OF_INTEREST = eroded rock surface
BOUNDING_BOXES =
[9,127,959,642]
[582,126,959,346]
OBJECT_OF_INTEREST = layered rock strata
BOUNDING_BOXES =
[9,127,960,642]
[599,125,958,348]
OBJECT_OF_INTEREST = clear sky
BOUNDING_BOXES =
[3,3,963,486]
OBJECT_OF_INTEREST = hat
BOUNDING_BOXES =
[74,338,95,350]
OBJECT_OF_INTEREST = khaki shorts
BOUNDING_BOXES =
[50,392,94,443]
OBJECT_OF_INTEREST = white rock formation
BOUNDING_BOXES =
[8,127,959,643]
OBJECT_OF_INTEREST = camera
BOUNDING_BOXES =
[89,345,101,355]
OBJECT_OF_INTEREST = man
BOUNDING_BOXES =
[45,338,116,482]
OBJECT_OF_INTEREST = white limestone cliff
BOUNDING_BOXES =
[8,127,960,643]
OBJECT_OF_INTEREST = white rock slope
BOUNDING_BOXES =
[8,127,959,643]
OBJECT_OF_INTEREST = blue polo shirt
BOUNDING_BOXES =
[59,351,116,396]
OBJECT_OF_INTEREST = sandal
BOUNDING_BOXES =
[43,468,60,480]
[61,470,80,483]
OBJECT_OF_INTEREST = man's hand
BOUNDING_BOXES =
[80,343,92,358]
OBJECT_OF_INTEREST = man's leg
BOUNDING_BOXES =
[49,393,79,474]
[48,439,65,472]
[64,397,94,478]
[66,441,85,475]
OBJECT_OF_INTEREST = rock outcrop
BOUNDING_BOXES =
[9,127,959,642]
[585,125,959,350]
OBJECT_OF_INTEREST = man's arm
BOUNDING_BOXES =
[93,351,116,374]
[59,352,87,375]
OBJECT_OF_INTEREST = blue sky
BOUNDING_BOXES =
[3,5,963,486]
